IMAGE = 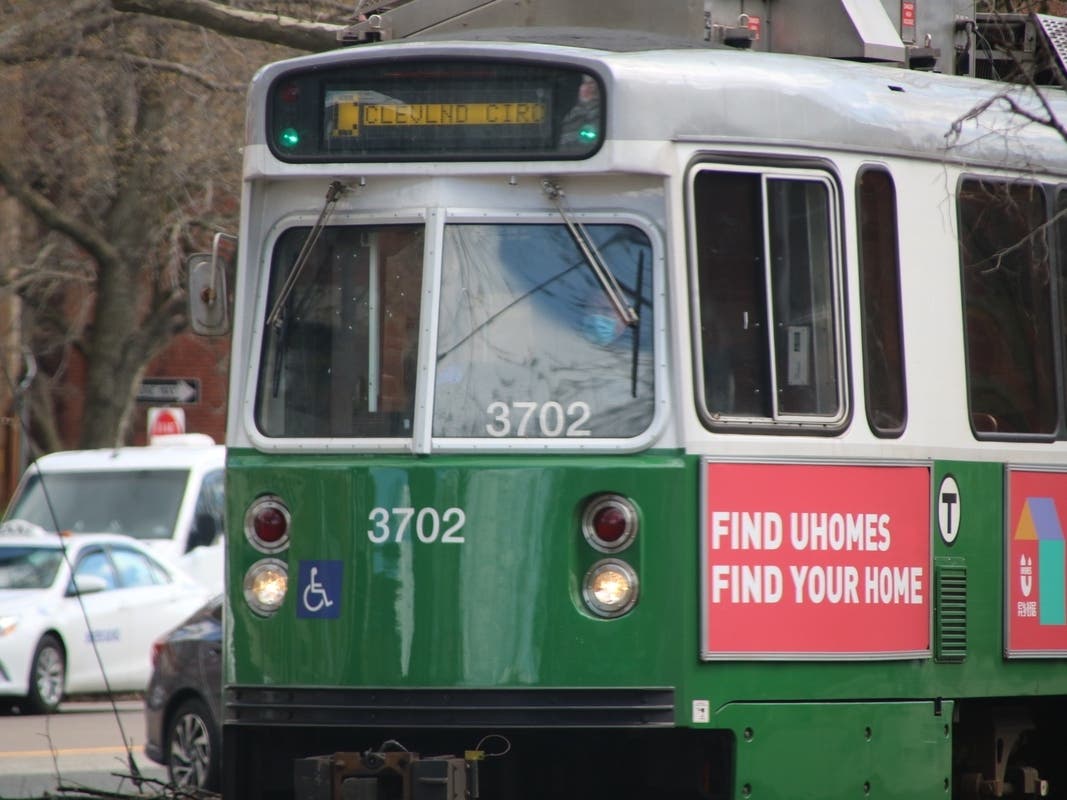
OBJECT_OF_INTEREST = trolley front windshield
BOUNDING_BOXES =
[255,220,655,441]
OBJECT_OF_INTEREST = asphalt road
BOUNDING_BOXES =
[0,697,167,799]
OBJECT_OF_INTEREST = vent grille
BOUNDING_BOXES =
[935,559,967,662]
[1036,14,1067,82]
[972,13,1067,86]
[225,686,676,728]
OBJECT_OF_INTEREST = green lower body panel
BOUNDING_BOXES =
[716,700,953,800]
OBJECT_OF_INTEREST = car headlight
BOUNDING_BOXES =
[0,615,19,637]
[244,559,288,616]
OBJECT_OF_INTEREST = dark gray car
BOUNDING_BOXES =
[144,594,222,791]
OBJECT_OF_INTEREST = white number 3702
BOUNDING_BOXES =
[485,400,592,437]
[367,507,466,544]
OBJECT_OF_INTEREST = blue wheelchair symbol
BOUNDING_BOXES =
[297,560,342,619]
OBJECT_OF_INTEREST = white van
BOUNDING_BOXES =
[1,435,226,590]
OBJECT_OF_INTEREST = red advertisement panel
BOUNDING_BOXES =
[702,461,931,658]
[1006,469,1067,656]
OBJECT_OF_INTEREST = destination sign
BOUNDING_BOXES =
[332,101,546,135]
[268,59,603,161]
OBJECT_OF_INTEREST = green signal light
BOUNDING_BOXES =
[578,124,599,143]
[279,127,301,149]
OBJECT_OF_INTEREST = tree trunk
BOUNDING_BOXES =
[80,65,177,448]
[0,193,25,497]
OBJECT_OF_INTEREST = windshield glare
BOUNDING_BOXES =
[0,546,63,590]
[435,223,654,438]
[6,471,189,539]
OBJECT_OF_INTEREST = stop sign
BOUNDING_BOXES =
[149,407,186,438]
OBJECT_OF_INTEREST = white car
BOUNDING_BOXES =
[3,436,226,592]
[0,531,213,714]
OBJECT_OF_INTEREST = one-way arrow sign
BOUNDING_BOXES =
[137,377,200,404]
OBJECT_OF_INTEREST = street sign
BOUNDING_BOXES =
[148,407,186,438]
[137,378,200,404]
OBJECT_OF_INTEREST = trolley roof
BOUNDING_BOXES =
[248,35,1067,175]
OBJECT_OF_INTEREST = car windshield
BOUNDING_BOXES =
[0,546,63,590]
[6,470,189,539]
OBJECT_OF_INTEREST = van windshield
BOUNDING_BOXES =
[5,470,189,540]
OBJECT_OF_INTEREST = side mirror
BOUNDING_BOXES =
[188,512,219,551]
[69,574,109,596]
[188,232,236,336]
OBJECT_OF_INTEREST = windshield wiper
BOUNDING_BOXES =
[265,181,348,329]
[542,179,638,327]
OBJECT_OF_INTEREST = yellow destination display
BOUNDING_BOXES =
[274,61,602,159]
[333,101,546,136]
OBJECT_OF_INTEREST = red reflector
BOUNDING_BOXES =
[254,507,288,543]
[593,506,629,543]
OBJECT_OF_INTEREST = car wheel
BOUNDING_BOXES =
[167,697,220,791]
[27,634,65,714]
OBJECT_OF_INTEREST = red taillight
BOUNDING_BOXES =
[150,639,165,670]
[592,505,629,544]
[244,495,291,553]
[581,494,638,553]
[255,507,288,543]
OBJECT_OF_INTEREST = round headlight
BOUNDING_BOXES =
[582,559,639,618]
[244,559,288,616]
[244,495,291,553]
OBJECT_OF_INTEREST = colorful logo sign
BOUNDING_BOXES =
[701,461,931,659]
[1007,470,1067,655]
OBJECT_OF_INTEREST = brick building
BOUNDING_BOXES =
[0,327,230,508]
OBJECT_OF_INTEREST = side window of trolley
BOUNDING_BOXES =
[433,220,655,439]
[255,224,424,438]
[689,165,845,430]
[958,178,1056,438]
[857,166,906,437]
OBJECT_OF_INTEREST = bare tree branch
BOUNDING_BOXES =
[2,269,93,292]
[2,1,251,449]
[0,0,110,56]
[110,0,345,51]
[999,89,1067,139]
[948,10,1067,151]
[1,47,245,91]
[0,160,123,272]
[102,51,246,91]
